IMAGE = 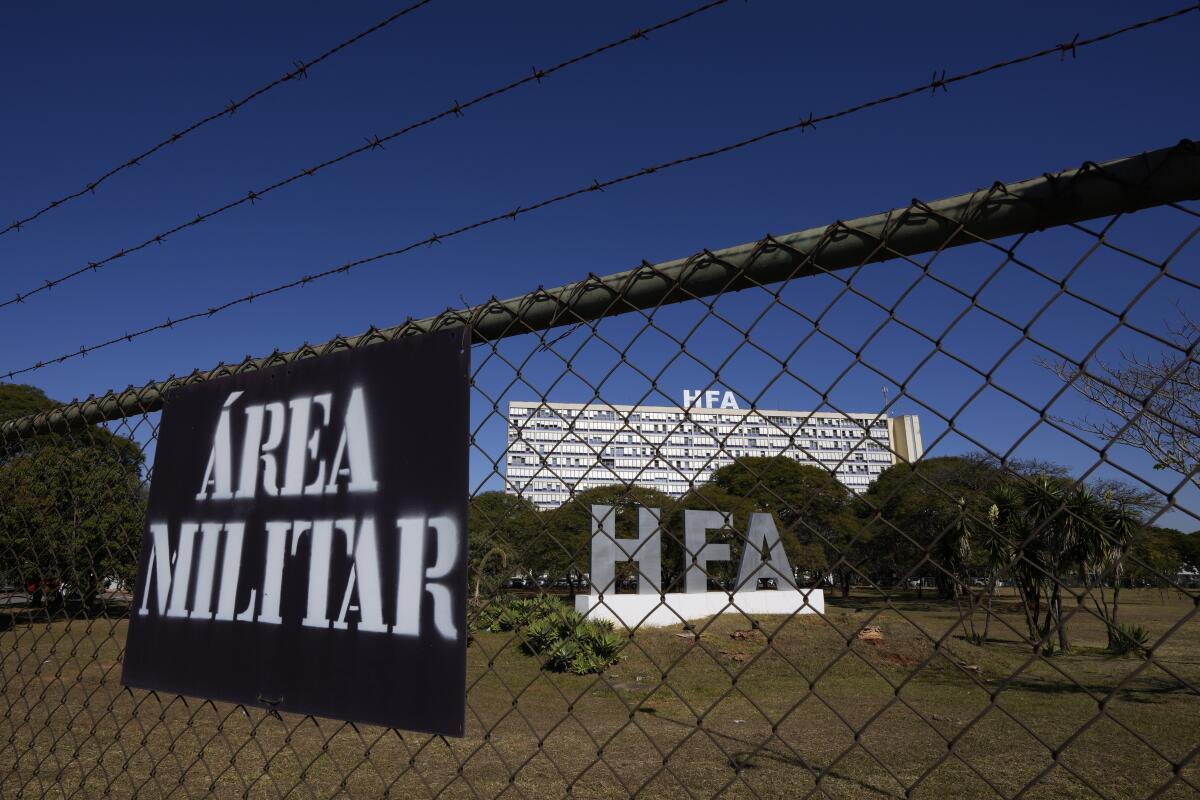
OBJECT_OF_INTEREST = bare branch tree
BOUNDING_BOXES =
[1042,308,1200,492]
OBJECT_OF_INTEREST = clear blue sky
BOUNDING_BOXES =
[1,1,1197,528]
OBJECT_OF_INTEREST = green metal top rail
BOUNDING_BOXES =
[3,137,1197,441]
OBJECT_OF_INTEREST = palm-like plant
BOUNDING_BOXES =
[1085,497,1141,649]
[987,474,1147,653]
[988,479,1052,649]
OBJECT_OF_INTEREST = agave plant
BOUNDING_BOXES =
[1109,623,1150,658]
[523,616,560,654]
[544,637,579,673]
[588,630,624,663]
[474,593,623,674]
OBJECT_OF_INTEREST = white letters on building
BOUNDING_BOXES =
[681,389,739,409]
[507,399,922,509]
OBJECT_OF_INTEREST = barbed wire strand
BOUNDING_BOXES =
[3,2,1197,383]
[0,0,438,241]
[0,0,733,313]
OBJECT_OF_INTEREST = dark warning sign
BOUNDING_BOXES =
[122,330,470,736]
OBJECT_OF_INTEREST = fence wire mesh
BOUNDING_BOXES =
[2,140,1199,799]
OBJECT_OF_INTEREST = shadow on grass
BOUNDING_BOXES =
[825,592,1033,617]
[640,706,904,798]
[825,596,942,615]
[996,671,1191,702]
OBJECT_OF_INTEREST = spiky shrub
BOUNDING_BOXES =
[555,616,624,675]
[473,594,624,674]
[576,628,624,671]
[540,620,623,675]
[543,638,581,674]
[472,594,563,632]
[523,615,562,654]
[470,601,504,632]
[1110,624,1151,658]
[521,606,583,657]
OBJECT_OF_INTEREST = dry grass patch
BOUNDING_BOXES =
[2,589,1197,798]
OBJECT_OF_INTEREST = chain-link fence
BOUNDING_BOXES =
[2,139,1198,799]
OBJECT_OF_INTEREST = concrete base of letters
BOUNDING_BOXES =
[574,589,825,629]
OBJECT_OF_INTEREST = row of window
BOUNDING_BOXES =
[510,446,894,464]
[512,417,887,436]
[510,404,888,428]
[509,461,889,485]
[511,428,890,446]
[509,477,878,508]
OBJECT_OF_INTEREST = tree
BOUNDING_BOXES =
[468,491,539,598]
[660,484,759,592]
[988,475,1147,653]
[862,456,999,599]
[709,457,849,586]
[1045,308,1200,492]
[0,383,60,423]
[826,504,872,598]
[1167,528,1200,573]
[0,383,146,609]
[709,457,845,524]
[541,484,676,593]
[0,444,145,606]
[0,383,143,469]
[1126,526,1186,589]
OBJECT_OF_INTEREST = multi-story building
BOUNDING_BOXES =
[505,392,924,509]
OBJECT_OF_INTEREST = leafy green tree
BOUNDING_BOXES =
[0,383,59,423]
[828,501,876,598]
[468,491,539,598]
[0,383,143,468]
[1125,526,1184,587]
[0,384,145,609]
[709,457,850,586]
[861,455,999,599]
[542,484,675,593]
[1167,528,1200,573]
[710,457,845,523]
[0,445,144,606]
[661,484,759,592]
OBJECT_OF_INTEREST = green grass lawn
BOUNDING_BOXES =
[2,588,1197,799]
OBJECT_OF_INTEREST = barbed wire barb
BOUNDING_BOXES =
[0,0,440,241]
[2,136,1197,799]
[3,4,1197,381]
[0,0,735,316]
